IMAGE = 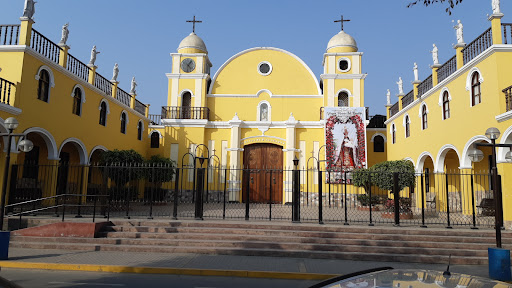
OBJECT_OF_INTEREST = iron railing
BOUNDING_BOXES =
[31,29,61,64]
[503,84,512,112]
[402,90,414,108]
[390,102,399,117]
[0,77,15,106]
[94,73,112,96]
[462,27,493,65]
[161,106,210,120]
[134,99,146,115]
[503,23,512,44]
[116,88,132,107]
[0,25,20,45]
[67,53,90,82]
[4,162,496,228]
[417,74,433,98]
[437,55,457,83]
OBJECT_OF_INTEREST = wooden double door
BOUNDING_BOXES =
[242,144,283,203]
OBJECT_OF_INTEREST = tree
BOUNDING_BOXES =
[144,155,176,184]
[407,0,463,15]
[371,160,416,192]
[352,168,373,194]
[100,149,144,187]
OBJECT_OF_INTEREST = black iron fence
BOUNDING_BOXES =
[437,55,457,83]
[4,163,498,228]
[31,29,61,64]
[462,27,493,65]
[161,106,210,120]
[417,74,433,98]
[67,53,90,82]
[0,77,15,106]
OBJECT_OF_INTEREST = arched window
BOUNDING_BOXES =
[37,69,50,102]
[338,91,349,107]
[374,135,385,152]
[120,112,127,134]
[422,105,428,130]
[72,87,82,116]
[137,121,143,141]
[443,91,450,119]
[471,72,481,106]
[99,101,107,126]
[405,116,410,138]
[392,124,396,144]
[181,91,192,119]
[150,132,160,148]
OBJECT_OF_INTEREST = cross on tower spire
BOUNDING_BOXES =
[334,15,351,32]
[186,16,202,33]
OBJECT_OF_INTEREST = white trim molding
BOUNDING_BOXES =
[370,133,387,143]
[257,61,273,76]
[23,127,59,160]
[438,87,451,107]
[88,145,108,163]
[435,144,461,173]
[320,74,367,80]
[336,57,351,73]
[71,84,86,103]
[35,65,55,103]
[461,135,491,168]
[59,137,88,165]
[465,67,484,91]
[257,100,271,122]
[416,151,435,173]
[498,125,512,163]
[120,110,129,123]
[149,130,163,139]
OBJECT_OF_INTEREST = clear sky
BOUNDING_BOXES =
[1,0,510,116]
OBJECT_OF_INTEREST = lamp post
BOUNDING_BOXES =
[0,117,33,231]
[193,145,209,221]
[292,156,300,223]
[468,127,512,248]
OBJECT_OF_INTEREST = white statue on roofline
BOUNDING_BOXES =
[59,23,69,46]
[431,44,439,65]
[453,20,464,44]
[112,63,119,82]
[22,0,36,20]
[386,89,391,105]
[492,0,501,14]
[130,77,137,94]
[89,46,100,66]
[396,77,404,95]
[413,63,419,82]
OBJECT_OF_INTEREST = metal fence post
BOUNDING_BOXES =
[173,169,180,220]
[420,173,427,228]
[369,175,374,227]
[269,169,272,221]
[245,169,250,221]
[195,167,204,220]
[470,173,477,229]
[292,166,300,223]
[318,164,323,225]
[445,173,452,229]
[393,172,400,226]
[223,168,227,220]
[344,171,348,225]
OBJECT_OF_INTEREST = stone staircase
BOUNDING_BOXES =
[9,220,512,265]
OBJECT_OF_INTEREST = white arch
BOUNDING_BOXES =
[179,89,194,98]
[402,113,410,127]
[404,157,415,165]
[465,67,484,91]
[466,67,484,107]
[35,65,56,103]
[149,130,163,139]
[418,101,429,118]
[0,117,10,152]
[22,127,59,160]
[256,89,272,97]
[416,151,435,173]
[370,133,387,143]
[59,137,88,165]
[336,89,352,107]
[438,87,451,107]
[88,145,108,164]
[209,47,322,95]
[137,119,144,132]
[257,100,272,122]
[498,125,512,163]
[120,110,129,124]
[99,99,110,114]
[390,122,396,144]
[460,135,492,168]
[435,144,461,173]
[70,84,86,103]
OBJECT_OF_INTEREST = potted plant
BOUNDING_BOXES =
[382,197,414,219]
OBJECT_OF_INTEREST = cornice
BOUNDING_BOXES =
[320,74,367,80]
[0,103,22,115]
[166,73,210,80]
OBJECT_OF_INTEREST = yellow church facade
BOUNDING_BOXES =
[385,13,512,226]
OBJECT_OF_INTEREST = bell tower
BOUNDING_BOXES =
[321,15,366,109]
[167,16,212,110]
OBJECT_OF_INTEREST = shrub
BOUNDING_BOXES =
[356,194,382,206]
[384,197,412,213]
[371,160,416,191]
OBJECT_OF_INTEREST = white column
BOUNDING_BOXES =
[228,114,242,201]
[284,113,298,203]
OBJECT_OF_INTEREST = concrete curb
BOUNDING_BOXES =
[0,261,337,280]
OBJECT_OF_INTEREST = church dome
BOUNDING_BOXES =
[178,32,207,53]
[326,31,358,53]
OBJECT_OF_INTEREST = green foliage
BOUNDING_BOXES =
[100,150,145,187]
[407,0,463,15]
[100,149,144,166]
[371,160,416,192]
[144,155,176,183]
[356,194,382,207]
[352,168,373,193]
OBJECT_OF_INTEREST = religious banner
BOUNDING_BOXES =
[324,107,367,183]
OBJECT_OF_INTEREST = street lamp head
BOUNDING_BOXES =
[293,156,299,167]
[18,139,33,153]
[468,148,484,163]
[485,127,501,140]
[4,117,18,130]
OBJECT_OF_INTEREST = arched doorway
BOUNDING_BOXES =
[242,143,283,203]
[57,140,87,195]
